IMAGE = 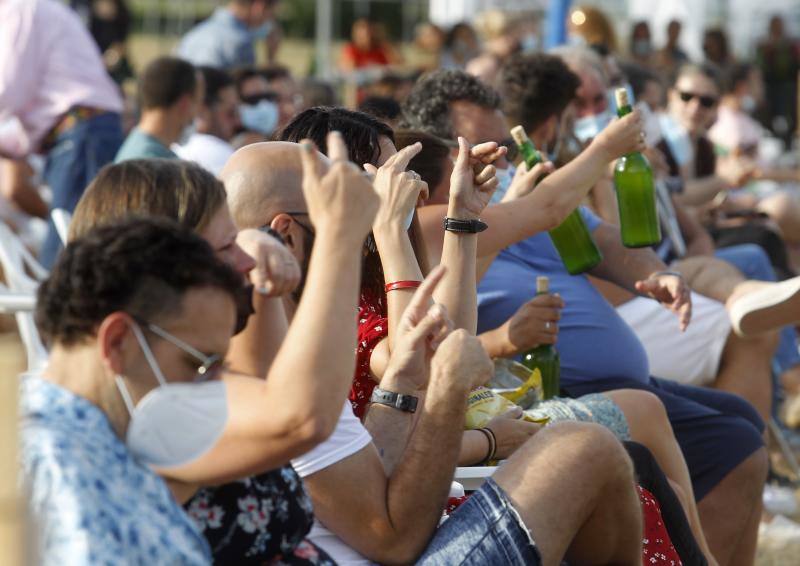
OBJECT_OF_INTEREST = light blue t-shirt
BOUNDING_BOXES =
[115,128,177,163]
[19,375,211,565]
[177,8,257,69]
[477,206,651,386]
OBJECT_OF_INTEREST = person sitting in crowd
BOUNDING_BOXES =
[232,67,281,146]
[115,57,203,163]
[0,0,124,267]
[262,65,306,132]
[174,66,241,177]
[222,137,647,566]
[466,9,524,86]
[550,47,800,425]
[48,135,381,562]
[440,22,481,70]
[400,66,768,566]
[339,17,404,74]
[177,0,281,69]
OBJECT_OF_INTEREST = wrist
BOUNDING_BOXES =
[380,370,424,396]
[447,203,479,221]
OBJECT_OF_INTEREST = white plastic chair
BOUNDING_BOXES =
[51,208,72,247]
[454,466,497,492]
[0,222,48,370]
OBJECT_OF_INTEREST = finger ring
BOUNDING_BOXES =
[545,321,552,331]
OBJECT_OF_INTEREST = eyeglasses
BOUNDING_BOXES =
[133,317,225,383]
[678,91,717,109]
[240,92,278,106]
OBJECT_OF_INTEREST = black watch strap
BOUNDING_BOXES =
[370,387,418,413]
[443,217,488,234]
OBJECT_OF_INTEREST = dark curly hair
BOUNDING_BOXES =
[278,106,394,167]
[399,69,501,140]
[499,53,581,133]
[37,217,242,347]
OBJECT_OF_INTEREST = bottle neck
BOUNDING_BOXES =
[617,104,633,118]
[518,142,543,168]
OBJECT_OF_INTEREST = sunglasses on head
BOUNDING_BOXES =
[678,91,717,109]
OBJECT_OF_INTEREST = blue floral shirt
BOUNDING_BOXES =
[19,375,212,565]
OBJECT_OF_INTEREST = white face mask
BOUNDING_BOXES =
[740,95,757,114]
[178,120,198,146]
[239,100,279,136]
[658,113,694,166]
[490,164,516,204]
[116,322,228,469]
[573,109,613,143]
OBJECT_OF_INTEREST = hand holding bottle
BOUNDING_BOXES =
[487,293,564,357]
[593,110,646,162]
[298,131,380,245]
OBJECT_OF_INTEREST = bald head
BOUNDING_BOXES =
[222,141,327,229]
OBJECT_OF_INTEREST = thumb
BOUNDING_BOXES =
[455,136,470,171]
[635,279,658,294]
[501,405,524,420]
[363,163,378,177]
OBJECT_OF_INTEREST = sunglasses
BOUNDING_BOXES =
[134,317,226,383]
[678,91,717,109]
[240,92,279,106]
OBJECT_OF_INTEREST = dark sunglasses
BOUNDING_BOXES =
[240,92,279,106]
[678,91,717,109]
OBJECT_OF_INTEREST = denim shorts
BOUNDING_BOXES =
[415,478,541,566]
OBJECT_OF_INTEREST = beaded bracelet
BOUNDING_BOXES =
[476,427,497,465]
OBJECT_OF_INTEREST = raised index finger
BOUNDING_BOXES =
[404,264,447,321]
[327,131,350,163]
[390,142,422,171]
[299,139,322,185]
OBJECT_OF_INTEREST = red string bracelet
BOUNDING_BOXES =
[385,280,422,293]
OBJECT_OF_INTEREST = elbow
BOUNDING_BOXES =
[362,528,431,565]
[293,410,338,448]
[540,200,570,232]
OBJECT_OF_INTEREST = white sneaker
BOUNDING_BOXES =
[730,277,800,337]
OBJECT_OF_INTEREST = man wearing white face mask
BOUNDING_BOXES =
[174,66,241,178]
[177,0,281,70]
[115,57,204,164]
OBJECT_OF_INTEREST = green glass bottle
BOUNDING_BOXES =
[520,276,560,400]
[613,89,662,247]
[510,126,602,275]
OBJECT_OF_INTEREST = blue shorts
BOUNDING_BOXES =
[562,376,765,500]
[416,479,541,566]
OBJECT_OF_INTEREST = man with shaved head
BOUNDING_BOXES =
[221,134,645,565]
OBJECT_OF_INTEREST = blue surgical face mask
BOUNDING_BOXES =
[658,113,693,166]
[573,110,613,143]
[490,164,516,204]
[250,20,273,40]
[239,100,279,136]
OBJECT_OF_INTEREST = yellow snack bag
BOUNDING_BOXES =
[465,386,549,430]
[498,367,542,405]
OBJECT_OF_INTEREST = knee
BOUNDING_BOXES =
[731,446,769,493]
[543,421,634,476]
[609,389,670,432]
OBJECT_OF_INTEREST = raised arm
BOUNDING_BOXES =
[160,133,381,484]
[418,111,646,262]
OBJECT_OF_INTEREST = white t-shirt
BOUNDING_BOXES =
[172,133,234,178]
[292,401,374,565]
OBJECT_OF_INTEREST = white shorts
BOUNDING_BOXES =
[616,293,731,387]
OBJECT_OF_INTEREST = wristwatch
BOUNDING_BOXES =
[442,217,488,234]
[370,387,419,413]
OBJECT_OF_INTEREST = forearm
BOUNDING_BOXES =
[374,229,424,349]
[1,158,47,218]
[384,373,471,558]
[363,372,420,474]
[436,201,478,333]
[589,223,668,292]
[225,295,288,378]
[676,176,726,206]
[264,231,363,433]
[478,325,512,359]
[459,429,490,466]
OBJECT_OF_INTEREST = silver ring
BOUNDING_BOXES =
[408,170,421,180]
[545,321,552,331]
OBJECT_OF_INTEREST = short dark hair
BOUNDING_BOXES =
[675,63,723,93]
[400,69,501,140]
[358,96,402,122]
[279,106,394,167]
[198,66,234,107]
[499,53,581,133]
[725,62,753,95]
[37,217,242,347]
[139,56,197,110]
[260,64,292,84]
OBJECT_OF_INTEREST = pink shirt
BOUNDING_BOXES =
[0,0,123,157]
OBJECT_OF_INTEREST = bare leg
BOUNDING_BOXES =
[674,256,745,302]
[606,389,717,564]
[493,421,642,566]
[715,331,778,423]
[697,448,768,566]
[757,191,800,244]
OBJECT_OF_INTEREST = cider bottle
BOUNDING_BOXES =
[510,126,602,275]
[612,89,662,247]
[520,276,560,400]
